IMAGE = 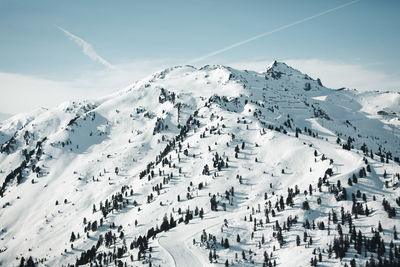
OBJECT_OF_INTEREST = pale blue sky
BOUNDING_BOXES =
[0,0,399,115]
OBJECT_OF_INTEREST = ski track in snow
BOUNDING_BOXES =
[158,211,242,267]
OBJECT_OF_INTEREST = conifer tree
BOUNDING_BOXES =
[70,232,76,242]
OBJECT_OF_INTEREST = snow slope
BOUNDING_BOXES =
[0,61,399,267]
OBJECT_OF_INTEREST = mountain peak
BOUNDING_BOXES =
[269,60,278,68]
[266,60,300,74]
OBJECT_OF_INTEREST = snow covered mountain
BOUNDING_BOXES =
[0,61,399,267]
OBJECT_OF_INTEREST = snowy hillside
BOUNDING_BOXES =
[0,61,399,267]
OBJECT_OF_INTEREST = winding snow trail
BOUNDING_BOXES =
[159,233,203,267]
[158,212,241,267]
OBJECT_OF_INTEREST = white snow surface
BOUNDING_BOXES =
[0,62,399,267]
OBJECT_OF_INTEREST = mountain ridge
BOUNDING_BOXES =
[0,62,399,267]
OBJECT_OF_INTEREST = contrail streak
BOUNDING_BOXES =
[190,0,360,64]
[56,26,115,69]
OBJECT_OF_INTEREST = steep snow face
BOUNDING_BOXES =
[263,61,324,92]
[0,62,399,267]
[357,91,400,116]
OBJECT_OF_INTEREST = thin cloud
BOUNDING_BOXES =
[189,0,360,64]
[0,59,172,115]
[56,26,115,69]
